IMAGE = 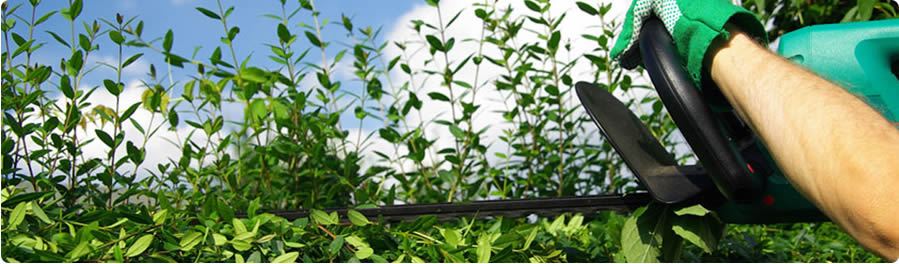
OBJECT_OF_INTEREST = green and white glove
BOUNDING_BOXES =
[609,0,767,86]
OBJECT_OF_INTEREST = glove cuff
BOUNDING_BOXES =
[673,2,768,88]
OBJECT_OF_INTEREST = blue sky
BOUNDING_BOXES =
[13,0,418,71]
[5,0,421,129]
[5,0,652,175]
[3,0,435,174]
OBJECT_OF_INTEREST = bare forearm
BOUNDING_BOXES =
[710,30,899,259]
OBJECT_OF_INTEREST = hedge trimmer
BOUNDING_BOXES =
[255,18,898,224]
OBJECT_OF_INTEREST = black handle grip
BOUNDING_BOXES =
[638,17,760,201]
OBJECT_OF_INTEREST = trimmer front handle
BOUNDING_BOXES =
[638,17,760,201]
[636,17,826,223]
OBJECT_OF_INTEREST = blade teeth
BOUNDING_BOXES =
[236,193,652,222]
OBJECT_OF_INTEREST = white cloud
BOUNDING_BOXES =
[16,80,209,184]
[71,81,201,177]
[339,0,700,196]
[371,0,642,167]
[118,0,138,11]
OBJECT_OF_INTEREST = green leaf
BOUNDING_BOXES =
[120,103,141,121]
[216,198,235,222]
[135,21,144,36]
[8,202,27,229]
[754,0,766,15]
[249,99,267,121]
[60,75,75,99]
[673,204,710,217]
[566,214,584,233]
[168,110,179,128]
[113,245,124,262]
[126,234,154,257]
[620,204,675,262]
[233,232,256,243]
[163,52,188,68]
[179,231,203,251]
[354,106,368,119]
[444,37,455,51]
[548,215,565,235]
[476,234,493,263]
[213,234,228,246]
[311,209,338,226]
[196,7,221,20]
[475,8,488,19]
[346,235,368,248]
[34,10,58,27]
[257,234,276,243]
[857,0,875,21]
[355,247,374,260]
[841,7,860,22]
[328,235,345,256]
[284,241,305,248]
[521,227,538,251]
[304,31,322,47]
[104,79,122,96]
[272,252,299,263]
[120,211,153,225]
[277,23,291,43]
[122,53,143,68]
[30,202,52,224]
[548,31,561,52]
[3,191,52,208]
[671,214,724,253]
[341,14,353,32]
[62,0,83,21]
[68,241,90,260]
[163,30,173,52]
[230,239,252,252]
[240,67,268,83]
[524,0,541,12]
[425,35,443,51]
[427,92,450,102]
[576,2,598,15]
[109,30,124,45]
[440,228,462,248]
[153,209,168,224]
[449,125,465,139]
[47,31,71,48]
[95,129,114,148]
[452,80,471,89]
[347,209,370,226]
[71,0,84,19]
[233,218,248,234]
[228,26,240,41]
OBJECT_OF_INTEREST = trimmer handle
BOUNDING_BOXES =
[638,17,760,201]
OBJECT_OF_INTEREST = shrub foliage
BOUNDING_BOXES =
[2,0,892,262]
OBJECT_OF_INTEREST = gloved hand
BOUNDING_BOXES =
[609,0,767,86]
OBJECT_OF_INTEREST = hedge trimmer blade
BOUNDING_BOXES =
[575,81,714,204]
[244,193,652,222]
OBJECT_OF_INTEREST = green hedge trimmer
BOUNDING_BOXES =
[575,17,898,224]
[257,18,898,224]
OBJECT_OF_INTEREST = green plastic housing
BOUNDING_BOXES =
[779,19,899,121]
[717,19,899,224]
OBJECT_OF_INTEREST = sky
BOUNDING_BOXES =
[5,0,679,178]
[3,0,425,173]
[6,0,418,87]
[4,0,427,131]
